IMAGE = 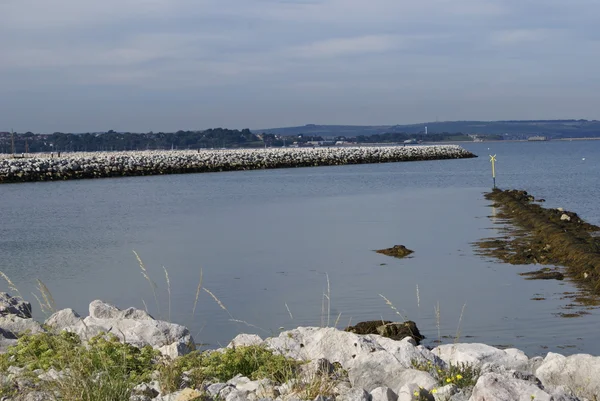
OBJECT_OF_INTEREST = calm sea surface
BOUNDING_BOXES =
[1,141,600,355]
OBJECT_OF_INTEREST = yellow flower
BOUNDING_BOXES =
[446,377,452,383]
[456,374,463,380]
[414,391,419,397]
[431,389,438,394]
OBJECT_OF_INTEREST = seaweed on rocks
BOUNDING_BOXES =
[375,245,414,258]
[344,320,424,344]
[475,188,600,295]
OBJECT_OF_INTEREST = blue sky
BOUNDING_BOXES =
[1,0,599,132]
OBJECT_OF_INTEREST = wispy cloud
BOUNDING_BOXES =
[0,0,599,132]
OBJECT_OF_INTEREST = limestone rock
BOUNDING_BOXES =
[534,352,600,400]
[89,300,153,321]
[0,315,45,338]
[228,334,263,348]
[348,350,436,392]
[57,300,195,358]
[433,343,528,371]
[469,373,550,401]
[366,336,446,370]
[397,384,433,401]
[370,387,398,401]
[0,293,32,318]
[337,388,371,401]
[44,309,83,331]
[265,327,385,366]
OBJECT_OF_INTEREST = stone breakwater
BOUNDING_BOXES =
[0,294,597,401]
[0,145,476,184]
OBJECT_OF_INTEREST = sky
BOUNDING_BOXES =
[1,0,599,133]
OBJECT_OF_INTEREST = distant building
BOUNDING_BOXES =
[528,136,548,141]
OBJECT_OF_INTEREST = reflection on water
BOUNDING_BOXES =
[1,140,600,355]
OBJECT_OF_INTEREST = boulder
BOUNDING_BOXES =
[89,299,153,320]
[534,352,600,400]
[370,387,398,401]
[337,388,371,401]
[154,388,203,401]
[470,373,551,401]
[265,327,385,366]
[44,309,83,331]
[348,350,436,392]
[227,333,263,348]
[433,343,528,371]
[0,293,32,318]
[432,384,457,401]
[367,336,446,369]
[56,300,194,358]
[0,315,45,338]
[397,384,434,401]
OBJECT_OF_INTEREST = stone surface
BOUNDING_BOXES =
[228,334,263,348]
[44,309,83,331]
[370,387,398,401]
[337,388,371,401]
[397,384,433,401]
[432,384,457,401]
[265,327,437,371]
[56,300,195,358]
[207,383,232,397]
[433,343,529,371]
[367,336,446,370]
[0,293,32,319]
[132,382,160,399]
[0,316,45,338]
[534,352,600,400]
[348,350,436,392]
[470,373,550,401]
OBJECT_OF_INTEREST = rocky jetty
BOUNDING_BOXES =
[474,189,600,293]
[0,145,476,184]
[0,293,598,400]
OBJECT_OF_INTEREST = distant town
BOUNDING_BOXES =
[1,119,599,154]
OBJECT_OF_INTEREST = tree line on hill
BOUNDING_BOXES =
[0,129,262,153]
[0,128,502,154]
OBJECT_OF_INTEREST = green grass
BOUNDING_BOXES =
[411,359,481,389]
[0,329,299,400]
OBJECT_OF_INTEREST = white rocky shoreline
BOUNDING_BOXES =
[0,293,598,401]
[0,145,476,184]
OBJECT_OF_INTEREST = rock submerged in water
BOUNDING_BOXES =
[520,267,565,281]
[376,245,414,258]
[344,320,424,344]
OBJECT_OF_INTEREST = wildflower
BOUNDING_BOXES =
[431,388,438,394]
[414,390,419,397]
[456,374,463,380]
[446,377,452,383]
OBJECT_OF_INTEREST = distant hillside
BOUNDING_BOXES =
[256,120,600,139]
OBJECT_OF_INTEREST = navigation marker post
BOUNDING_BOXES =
[489,154,497,188]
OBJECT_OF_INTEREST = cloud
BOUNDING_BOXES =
[489,29,560,45]
[290,35,405,58]
[1,0,600,131]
